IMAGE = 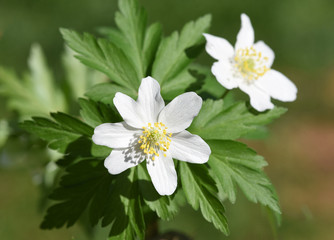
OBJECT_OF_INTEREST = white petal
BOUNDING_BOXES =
[211,60,239,89]
[113,92,145,128]
[256,69,297,102]
[104,149,143,174]
[92,122,140,148]
[235,13,254,50]
[170,130,211,164]
[137,77,165,124]
[203,33,234,61]
[146,152,177,195]
[239,83,274,112]
[158,92,202,133]
[253,41,275,68]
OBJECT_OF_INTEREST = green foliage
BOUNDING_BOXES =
[0,119,10,148]
[20,111,93,153]
[154,15,211,99]
[189,99,287,140]
[208,140,281,213]
[0,44,67,118]
[180,162,229,235]
[13,0,289,238]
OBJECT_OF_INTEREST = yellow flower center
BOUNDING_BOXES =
[234,46,270,83]
[138,122,172,161]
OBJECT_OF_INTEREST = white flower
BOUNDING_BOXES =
[92,77,211,195]
[203,13,297,112]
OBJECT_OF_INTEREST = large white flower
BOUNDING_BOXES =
[92,77,211,195]
[203,13,297,112]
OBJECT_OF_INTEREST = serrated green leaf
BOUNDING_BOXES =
[179,162,229,235]
[20,112,94,153]
[137,164,177,221]
[60,28,139,93]
[115,0,147,77]
[189,100,287,140]
[50,112,93,137]
[102,168,145,238]
[78,98,122,128]
[152,14,211,85]
[20,117,81,153]
[40,159,112,229]
[84,82,136,105]
[207,140,281,213]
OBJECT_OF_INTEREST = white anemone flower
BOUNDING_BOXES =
[203,13,297,112]
[92,77,211,195]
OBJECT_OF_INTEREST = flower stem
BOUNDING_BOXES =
[220,89,230,99]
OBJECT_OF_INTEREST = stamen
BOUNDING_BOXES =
[234,46,270,83]
[138,122,171,160]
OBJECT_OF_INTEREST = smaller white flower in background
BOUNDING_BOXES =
[203,13,297,112]
[92,77,211,195]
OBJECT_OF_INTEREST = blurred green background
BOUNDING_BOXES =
[1,0,334,239]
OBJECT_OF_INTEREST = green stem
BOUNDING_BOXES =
[220,89,230,99]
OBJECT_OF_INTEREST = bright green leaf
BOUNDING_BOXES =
[179,162,229,235]
[189,100,287,140]
[60,28,139,93]
[208,140,281,213]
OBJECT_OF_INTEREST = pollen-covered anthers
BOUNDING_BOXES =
[234,46,270,83]
[138,122,172,161]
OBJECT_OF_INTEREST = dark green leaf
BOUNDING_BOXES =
[179,162,229,235]
[50,112,93,137]
[189,100,287,140]
[40,159,112,229]
[208,140,281,213]
[20,117,81,153]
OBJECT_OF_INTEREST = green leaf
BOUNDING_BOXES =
[102,168,145,239]
[208,140,281,213]
[50,112,93,137]
[62,46,107,101]
[20,117,81,153]
[189,100,287,140]
[0,44,67,118]
[40,159,112,229]
[20,111,94,153]
[179,162,229,235]
[152,15,211,98]
[84,82,136,106]
[60,28,139,93]
[0,119,10,148]
[115,0,147,77]
[137,164,177,221]
[152,14,211,83]
[79,98,122,127]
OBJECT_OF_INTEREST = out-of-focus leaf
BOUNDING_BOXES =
[0,44,67,118]
[0,119,10,148]
[62,47,107,101]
